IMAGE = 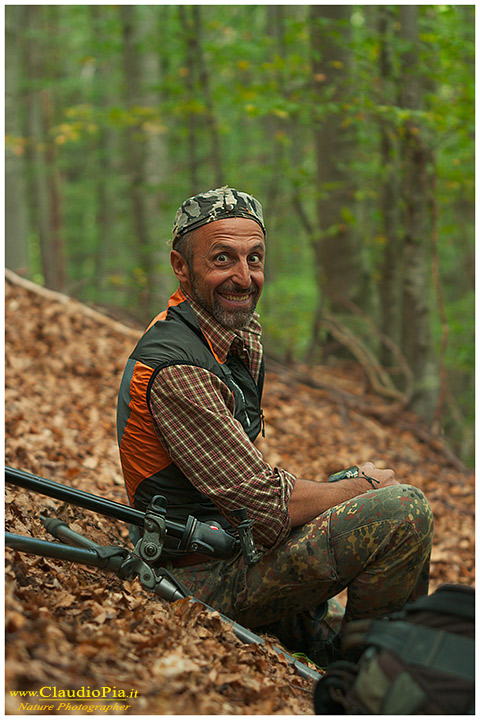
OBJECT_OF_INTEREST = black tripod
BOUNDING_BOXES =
[5,466,321,683]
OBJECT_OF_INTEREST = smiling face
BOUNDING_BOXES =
[170,217,265,329]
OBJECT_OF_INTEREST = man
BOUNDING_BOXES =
[117,186,434,665]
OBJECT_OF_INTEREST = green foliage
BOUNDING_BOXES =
[5,4,474,463]
[259,274,317,359]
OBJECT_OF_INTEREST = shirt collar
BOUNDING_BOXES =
[179,287,262,363]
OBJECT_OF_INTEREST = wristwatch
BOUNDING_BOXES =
[328,466,359,482]
[328,465,380,490]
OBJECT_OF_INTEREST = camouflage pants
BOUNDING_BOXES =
[168,484,434,665]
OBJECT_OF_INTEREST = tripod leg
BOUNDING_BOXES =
[41,515,100,549]
[6,532,109,568]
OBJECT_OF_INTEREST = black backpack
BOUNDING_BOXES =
[314,584,475,715]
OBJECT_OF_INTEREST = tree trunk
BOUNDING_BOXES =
[22,5,66,291]
[5,5,29,275]
[178,6,200,194]
[139,6,171,308]
[42,84,66,291]
[398,5,437,417]
[22,6,50,280]
[191,6,224,187]
[377,6,402,368]
[262,4,288,286]
[88,5,116,301]
[120,5,154,315]
[309,5,362,311]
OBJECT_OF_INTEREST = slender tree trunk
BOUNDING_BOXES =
[310,5,369,356]
[5,5,29,274]
[309,5,362,312]
[89,5,116,300]
[191,6,224,187]
[42,84,66,290]
[120,5,154,314]
[262,4,288,286]
[22,5,66,291]
[178,6,200,194]
[377,6,402,368]
[139,6,170,308]
[398,6,437,417]
[22,6,50,278]
[308,5,369,364]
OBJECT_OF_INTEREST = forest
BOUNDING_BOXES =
[5,5,475,465]
[4,5,476,714]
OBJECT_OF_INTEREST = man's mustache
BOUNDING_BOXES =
[216,283,259,295]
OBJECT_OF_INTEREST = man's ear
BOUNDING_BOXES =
[170,250,191,287]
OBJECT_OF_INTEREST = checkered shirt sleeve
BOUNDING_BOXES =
[148,364,295,550]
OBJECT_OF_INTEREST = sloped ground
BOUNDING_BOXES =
[5,274,474,715]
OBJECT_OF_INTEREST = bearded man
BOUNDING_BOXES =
[117,187,434,666]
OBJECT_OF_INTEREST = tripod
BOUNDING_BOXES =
[5,466,321,683]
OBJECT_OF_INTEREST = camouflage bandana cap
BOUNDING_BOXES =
[172,186,266,245]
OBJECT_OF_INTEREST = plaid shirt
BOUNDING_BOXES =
[148,290,295,550]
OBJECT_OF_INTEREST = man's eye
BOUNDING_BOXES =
[215,253,229,262]
[249,253,263,264]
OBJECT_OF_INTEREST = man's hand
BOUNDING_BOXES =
[288,461,399,528]
[359,461,399,489]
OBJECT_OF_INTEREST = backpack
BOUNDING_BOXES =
[314,584,475,715]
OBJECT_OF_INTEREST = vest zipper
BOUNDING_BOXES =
[229,378,251,428]
[226,353,263,437]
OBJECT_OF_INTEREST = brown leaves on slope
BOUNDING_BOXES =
[6,561,309,715]
[5,274,474,715]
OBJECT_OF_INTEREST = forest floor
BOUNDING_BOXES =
[5,272,475,715]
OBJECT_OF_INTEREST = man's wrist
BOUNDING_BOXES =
[344,477,369,496]
[329,465,379,491]
[359,471,381,490]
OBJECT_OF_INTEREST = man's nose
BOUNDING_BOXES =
[232,259,252,287]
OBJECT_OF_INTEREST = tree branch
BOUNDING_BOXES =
[5,269,141,340]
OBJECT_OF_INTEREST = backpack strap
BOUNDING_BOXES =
[406,586,475,622]
[367,620,475,682]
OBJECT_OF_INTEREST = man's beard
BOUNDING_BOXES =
[190,277,259,330]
